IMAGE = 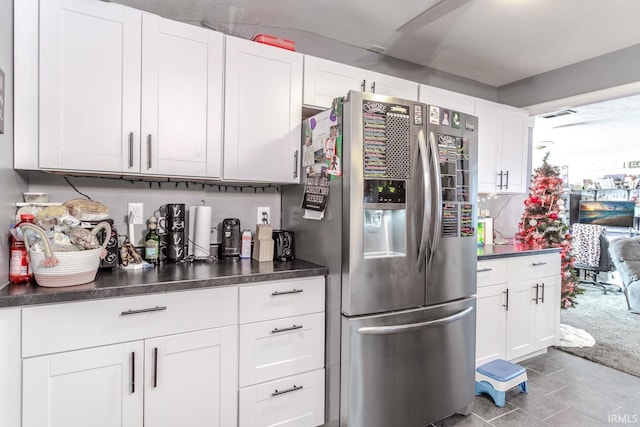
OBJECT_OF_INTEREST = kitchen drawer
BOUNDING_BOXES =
[239,368,325,427]
[22,287,237,358]
[507,253,560,282]
[477,259,508,288]
[239,276,324,324]
[239,312,324,387]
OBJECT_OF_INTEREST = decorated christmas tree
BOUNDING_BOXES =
[515,152,581,308]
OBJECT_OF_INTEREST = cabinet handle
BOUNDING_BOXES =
[503,289,509,311]
[497,171,503,190]
[130,351,135,394]
[128,132,134,168]
[361,80,366,91]
[271,324,303,334]
[541,282,545,303]
[153,347,158,388]
[147,134,152,169]
[504,170,509,189]
[477,268,493,273]
[293,150,299,179]
[121,306,167,316]
[272,384,303,397]
[371,81,376,93]
[531,262,547,266]
[271,289,303,296]
[533,284,539,304]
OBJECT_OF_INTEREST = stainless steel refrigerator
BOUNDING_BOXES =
[281,90,478,427]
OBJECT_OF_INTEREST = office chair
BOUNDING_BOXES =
[572,223,619,294]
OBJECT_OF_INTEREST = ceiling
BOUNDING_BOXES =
[533,93,640,160]
[112,0,640,88]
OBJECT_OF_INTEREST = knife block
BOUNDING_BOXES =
[253,224,274,262]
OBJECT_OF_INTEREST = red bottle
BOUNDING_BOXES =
[9,213,35,284]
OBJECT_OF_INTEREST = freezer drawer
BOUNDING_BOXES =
[340,297,476,427]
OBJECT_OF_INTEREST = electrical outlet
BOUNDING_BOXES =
[128,202,144,225]
[257,207,270,225]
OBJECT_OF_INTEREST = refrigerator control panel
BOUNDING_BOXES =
[363,179,406,205]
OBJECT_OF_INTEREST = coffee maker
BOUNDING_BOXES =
[220,218,241,257]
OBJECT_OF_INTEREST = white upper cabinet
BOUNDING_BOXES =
[303,56,367,108]
[475,98,530,193]
[366,70,419,101]
[34,0,223,178]
[303,56,419,109]
[224,36,303,183]
[141,14,224,178]
[419,84,475,115]
[39,0,142,173]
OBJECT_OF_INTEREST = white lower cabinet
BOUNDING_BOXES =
[21,287,239,427]
[23,341,145,427]
[144,327,238,427]
[238,277,326,427]
[15,276,326,426]
[476,253,561,366]
[476,283,507,366]
[239,369,325,427]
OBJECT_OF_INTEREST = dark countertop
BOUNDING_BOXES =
[478,244,562,260]
[0,258,328,308]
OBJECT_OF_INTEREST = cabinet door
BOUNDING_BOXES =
[500,106,529,193]
[39,0,141,173]
[367,71,419,101]
[475,284,507,367]
[534,276,561,349]
[144,326,238,427]
[419,85,475,115]
[23,342,144,427]
[141,15,223,178]
[505,280,537,360]
[303,56,366,109]
[224,36,303,183]
[475,99,503,193]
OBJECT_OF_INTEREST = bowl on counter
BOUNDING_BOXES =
[23,192,49,203]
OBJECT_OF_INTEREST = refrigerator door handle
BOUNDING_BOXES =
[427,131,443,270]
[357,306,474,335]
[416,130,431,272]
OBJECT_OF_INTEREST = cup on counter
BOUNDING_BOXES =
[159,204,185,219]
[168,231,186,262]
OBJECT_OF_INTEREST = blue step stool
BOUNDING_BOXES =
[475,359,528,407]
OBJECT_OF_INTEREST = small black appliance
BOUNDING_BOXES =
[221,218,241,258]
[273,230,294,261]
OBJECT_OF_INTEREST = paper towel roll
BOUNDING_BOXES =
[190,206,212,258]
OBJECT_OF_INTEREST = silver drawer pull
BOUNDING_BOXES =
[477,268,493,273]
[531,262,547,266]
[272,324,303,334]
[272,385,303,397]
[121,306,167,316]
[271,289,303,296]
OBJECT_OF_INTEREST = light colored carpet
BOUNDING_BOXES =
[557,284,640,377]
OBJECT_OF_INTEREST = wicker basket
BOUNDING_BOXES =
[19,222,111,287]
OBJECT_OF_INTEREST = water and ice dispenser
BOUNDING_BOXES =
[363,180,407,258]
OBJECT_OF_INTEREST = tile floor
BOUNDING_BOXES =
[432,348,640,426]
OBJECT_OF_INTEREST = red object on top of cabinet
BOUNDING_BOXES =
[251,34,296,51]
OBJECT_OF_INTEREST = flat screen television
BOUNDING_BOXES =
[578,200,636,228]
